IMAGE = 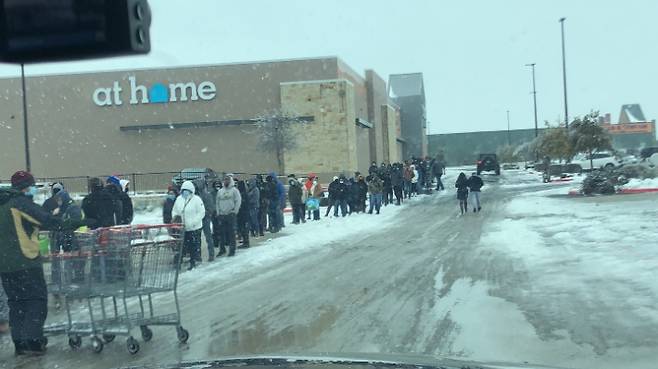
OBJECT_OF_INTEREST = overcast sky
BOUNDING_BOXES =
[0,0,655,134]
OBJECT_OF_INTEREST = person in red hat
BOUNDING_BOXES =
[0,171,87,356]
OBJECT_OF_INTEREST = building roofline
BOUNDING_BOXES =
[2,55,343,80]
[389,72,424,77]
[428,127,545,136]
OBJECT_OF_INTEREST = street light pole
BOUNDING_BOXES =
[506,110,511,146]
[526,63,539,138]
[560,17,569,129]
[20,63,31,172]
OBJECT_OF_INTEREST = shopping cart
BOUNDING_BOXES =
[43,224,189,354]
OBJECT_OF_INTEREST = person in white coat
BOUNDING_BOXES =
[171,180,205,270]
[410,164,419,196]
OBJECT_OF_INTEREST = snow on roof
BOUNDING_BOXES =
[388,73,424,98]
[619,104,646,123]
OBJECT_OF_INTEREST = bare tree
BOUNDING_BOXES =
[254,109,308,174]
[569,111,612,170]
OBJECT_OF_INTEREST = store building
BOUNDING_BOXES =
[0,57,413,182]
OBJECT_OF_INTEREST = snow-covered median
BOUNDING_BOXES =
[619,177,658,190]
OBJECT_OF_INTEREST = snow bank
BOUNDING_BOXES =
[176,196,428,289]
[620,177,658,189]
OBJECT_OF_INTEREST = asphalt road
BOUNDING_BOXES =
[1,172,654,369]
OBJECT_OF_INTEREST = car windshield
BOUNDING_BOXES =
[1,2,657,369]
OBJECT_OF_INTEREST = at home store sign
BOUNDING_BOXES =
[93,76,216,106]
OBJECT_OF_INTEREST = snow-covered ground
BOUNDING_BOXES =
[619,177,658,189]
[441,186,658,368]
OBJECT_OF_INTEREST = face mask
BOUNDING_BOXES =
[26,186,38,197]
[181,190,192,199]
[167,194,176,200]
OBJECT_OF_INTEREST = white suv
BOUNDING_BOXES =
[572,152,622,170]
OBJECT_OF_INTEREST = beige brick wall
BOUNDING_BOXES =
[280,79,358,177]
[381,104,402,163]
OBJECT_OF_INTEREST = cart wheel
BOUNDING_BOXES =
[177,326,189,344]
[102,334,116,343]
[68,335,82,349]
[126,337,140,355]
[91,336,104,354]
[140,326,153,342]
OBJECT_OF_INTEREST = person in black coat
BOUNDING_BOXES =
[467,172,484,212]
[103,177,125,225]
[347,178,360,214]
[255,175,267,236]
[288,178,304,224]
[163,185,178,224]
[356,175,368,212]
[325,176,339,217]
[264,175,279,232]
[42,182,64,214]
[332,176,348,217]
[236,179,250,247]
[82,177,120,229]
[390,164,404,205]
[455,172,469,215]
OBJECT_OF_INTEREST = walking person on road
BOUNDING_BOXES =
[0,171,86,355]
[455,172,469,215]
[391,163,404,205]
[171,180,205,270]
[215,176,241,257]
[432,158,445,190]
[467,172,484,212]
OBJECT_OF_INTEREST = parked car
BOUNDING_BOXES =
[172,168,219,187]
[571,151,622,170]
[647,153,658,167]
[501,163,520,170]
[640,147,658,160]
[476,154,500,175]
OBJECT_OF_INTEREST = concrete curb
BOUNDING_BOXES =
[567,187,658,196]
[618,188,658,194]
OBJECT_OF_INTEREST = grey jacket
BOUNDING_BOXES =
[215,179,242,215]
[0,277,7,323]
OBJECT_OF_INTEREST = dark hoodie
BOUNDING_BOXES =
[53,191,82,252]
[247,179,260,209]
[270,172,286,208]
[82,179,120,228]
[288,179,303,206]
[0,188,80,273]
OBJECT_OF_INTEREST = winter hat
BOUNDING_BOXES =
[333,176,339,181]
[51,182,64,194]
[107,176,121,187]
[119,179,130,192]
[11,171,35,190]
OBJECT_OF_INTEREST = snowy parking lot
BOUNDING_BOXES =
[2,169,657,369]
